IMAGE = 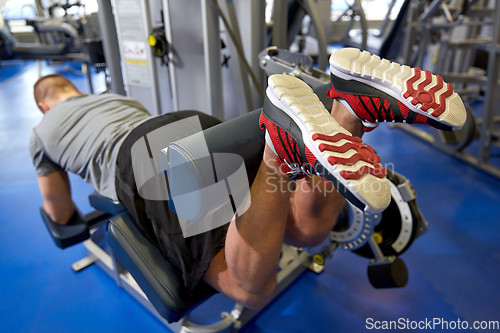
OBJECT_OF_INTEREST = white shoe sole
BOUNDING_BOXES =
[329,48,467,130]
[265,74,391,213]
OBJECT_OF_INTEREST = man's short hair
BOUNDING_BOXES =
[33,74,78,106]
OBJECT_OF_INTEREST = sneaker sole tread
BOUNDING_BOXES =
[266,74,391,213]
[329,48,466,129]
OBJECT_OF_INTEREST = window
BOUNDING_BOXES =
[1,0,37,20]
[331,0,404,21]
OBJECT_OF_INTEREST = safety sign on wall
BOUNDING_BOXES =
[115,0,151,88]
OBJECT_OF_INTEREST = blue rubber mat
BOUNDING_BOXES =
[0,59,35,85]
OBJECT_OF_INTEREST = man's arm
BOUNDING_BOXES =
[38,170,75,225]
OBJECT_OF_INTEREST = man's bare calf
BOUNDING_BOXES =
[203,95,373,309]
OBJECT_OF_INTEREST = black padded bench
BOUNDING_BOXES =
[106,212,216,323]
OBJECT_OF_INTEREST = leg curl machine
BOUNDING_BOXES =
[40,85,428,332]
[0,11,105,93]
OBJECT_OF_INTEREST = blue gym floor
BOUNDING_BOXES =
[1,62,499,333]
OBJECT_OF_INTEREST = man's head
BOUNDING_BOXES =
[33,75,82,113]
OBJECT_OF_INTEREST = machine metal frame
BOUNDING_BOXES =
[396,0,500,179]
[99,0,266,119]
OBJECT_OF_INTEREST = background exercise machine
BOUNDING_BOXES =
[0,2,107,94]
[391,0,500,179]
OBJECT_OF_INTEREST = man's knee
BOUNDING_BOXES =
[233,279,276,309]
[203,250,277,309]
[285,227,330,248]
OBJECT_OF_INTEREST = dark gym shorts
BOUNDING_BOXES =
[115,110,226,295]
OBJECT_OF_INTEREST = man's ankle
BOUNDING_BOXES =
[262,142,297,181]
[330,99,364,138]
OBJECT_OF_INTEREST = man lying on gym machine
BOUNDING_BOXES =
[30,48,466,309]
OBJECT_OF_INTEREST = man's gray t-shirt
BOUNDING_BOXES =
[29,94,151,200]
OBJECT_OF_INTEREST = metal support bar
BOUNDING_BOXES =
[234,0,266,108]
[439,73,487,85]
[272,0,288,49]
[419,0,445,24]
[201,0,224,119]
[425,18,494,29]
[83,63,94,94]
[258,47,330,88]
[218,0,252,114]
[377,0,397,37]
[354,0,367,51]
[478,2,500,164]
[304,0,328,70]
[441,3,454,23]
[96,0,126,95]
[162,0,179,111]
[34,0,45,17]
[368,236,385,262]
[401,1,417,64]
[71,255,97,272]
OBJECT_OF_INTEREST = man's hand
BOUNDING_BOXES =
[38,170,75,224]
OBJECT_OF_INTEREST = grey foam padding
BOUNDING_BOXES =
[167,109,265,222]
[315,83,333,110]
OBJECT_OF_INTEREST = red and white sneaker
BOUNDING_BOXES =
[328,48,467,132]
[260,74,391,213]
